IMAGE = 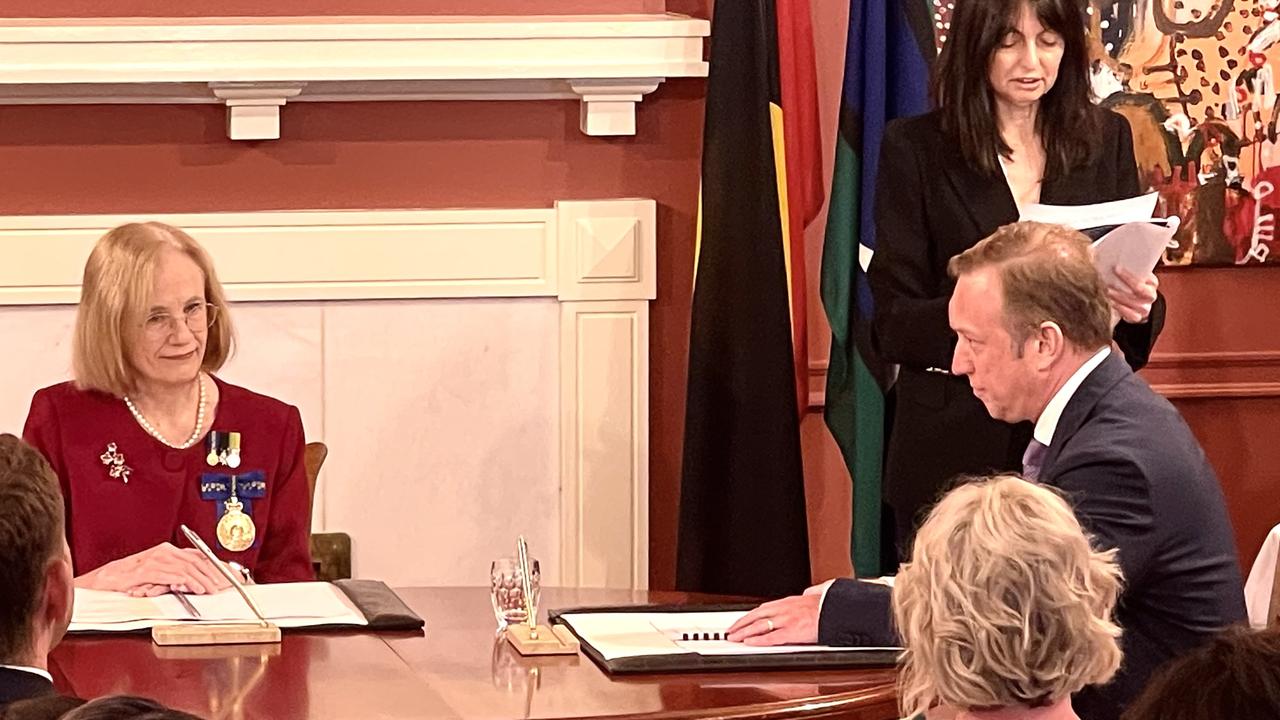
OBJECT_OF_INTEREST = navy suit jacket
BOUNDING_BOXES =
[818,353,1247,720]
[0,668,80,720]
[0,668,52,708]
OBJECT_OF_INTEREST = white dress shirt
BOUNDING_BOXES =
[0,664,52,683]
[1033,347,1111,447]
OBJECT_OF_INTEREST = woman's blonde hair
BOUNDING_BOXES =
[892,475,1123,717]
[73,222,235,397]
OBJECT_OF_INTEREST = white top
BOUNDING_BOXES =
[998,154,1041,211]
[0,664,52,683]
[1245,524,1280,628]
[1033,347,1111,447]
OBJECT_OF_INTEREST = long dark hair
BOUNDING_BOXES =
[934,0,1099,179]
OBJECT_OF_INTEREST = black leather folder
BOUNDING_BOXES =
[332,579,424,631]
[548,603,899,674]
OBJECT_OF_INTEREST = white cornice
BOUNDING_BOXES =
[0,14,709,139]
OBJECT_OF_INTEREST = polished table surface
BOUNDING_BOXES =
[51,588,899,720]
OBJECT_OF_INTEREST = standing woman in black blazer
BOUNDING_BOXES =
[869,0,1165,559]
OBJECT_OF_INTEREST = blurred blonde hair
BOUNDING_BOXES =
[892,475,1123,717]
[73,222,234,397]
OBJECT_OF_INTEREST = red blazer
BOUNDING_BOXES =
[23,376,315,583]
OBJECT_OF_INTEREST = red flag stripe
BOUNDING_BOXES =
[776,0,824,414]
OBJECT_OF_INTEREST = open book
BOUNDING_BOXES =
[1019,192,1178,279]
[69,581,368,632]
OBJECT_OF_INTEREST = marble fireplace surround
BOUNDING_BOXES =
[0,200,656,589]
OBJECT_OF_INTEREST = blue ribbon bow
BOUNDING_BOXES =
[199,470,267,521]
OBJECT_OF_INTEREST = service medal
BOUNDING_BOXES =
[206,431,221,466]
[216,496,256,552]
[226,432,242,469]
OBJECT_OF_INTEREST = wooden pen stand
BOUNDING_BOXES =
[505,624,579,655]
[152,622,282,646]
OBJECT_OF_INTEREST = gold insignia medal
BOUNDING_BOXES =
[217,476,256,552]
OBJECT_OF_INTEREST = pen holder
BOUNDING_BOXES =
[152,622,281,646]
[505,623,579,656]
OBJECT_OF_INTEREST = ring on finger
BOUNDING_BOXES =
[765,618,775,632]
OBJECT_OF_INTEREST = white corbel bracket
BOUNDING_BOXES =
[568,79,663,137]
[209,82,307,141]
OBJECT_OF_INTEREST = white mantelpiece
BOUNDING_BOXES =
[0,14,709,139]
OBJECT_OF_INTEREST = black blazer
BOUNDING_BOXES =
[818,353,1246,720]
[867,109,1166,549]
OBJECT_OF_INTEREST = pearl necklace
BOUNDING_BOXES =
[124,374,208,450]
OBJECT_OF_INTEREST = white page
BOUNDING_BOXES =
[648,610,747,640]
[1092,222,1177,281]
[69,590,183,626]
[1019,192,1161,229]
[1018,192,1176,280]
[69,582,367,632]
[559,611,896,661]
[557,612,687,660]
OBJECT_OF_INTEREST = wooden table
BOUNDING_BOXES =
[50,588,899,720]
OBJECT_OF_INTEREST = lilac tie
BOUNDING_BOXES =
[1022,440,1049,482]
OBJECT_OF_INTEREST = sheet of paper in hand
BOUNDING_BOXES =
[1019,192,1179,280]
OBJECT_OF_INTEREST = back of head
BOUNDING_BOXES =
[949,221,1113,353]
[1122,627,1280,720]
[0,434,66,664]
[892,475,1123,717]
[60,696,204,720]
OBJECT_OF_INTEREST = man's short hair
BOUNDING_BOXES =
[1122,627,1280,720]
[948,221,1113,353]
[892,475,1123,716]
[0,433,66,663]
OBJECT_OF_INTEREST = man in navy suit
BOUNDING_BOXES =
[0,434,79,718]
[729,222,1246,720]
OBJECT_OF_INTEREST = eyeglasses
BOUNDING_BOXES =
[141,302,218,339]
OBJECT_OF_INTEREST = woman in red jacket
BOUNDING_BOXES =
[24,222,314,596]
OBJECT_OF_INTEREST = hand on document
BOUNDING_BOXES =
[73,542,233,597]
[725,581,830,646]
[1106,265,1159,324]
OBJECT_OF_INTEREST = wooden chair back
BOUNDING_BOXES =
[301,441,352,582]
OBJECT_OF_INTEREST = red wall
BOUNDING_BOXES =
[1140,268,1280,574]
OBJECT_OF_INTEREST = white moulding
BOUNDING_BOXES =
[0,14,710,139]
